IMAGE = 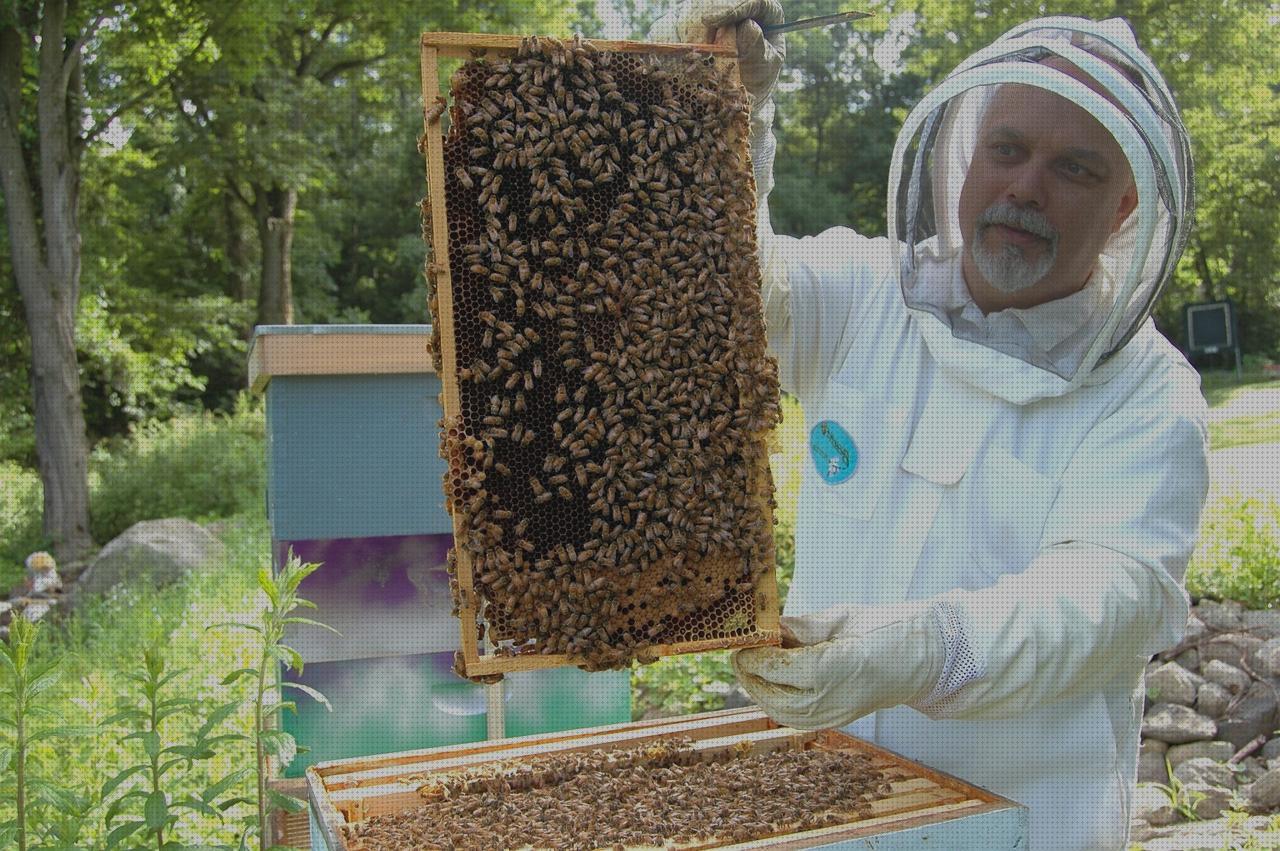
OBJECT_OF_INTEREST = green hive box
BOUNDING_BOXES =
[250,324,630,780]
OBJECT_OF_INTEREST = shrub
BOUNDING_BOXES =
[1186,495,1280,610]
[0,464,47,593]
[89,399,265,543]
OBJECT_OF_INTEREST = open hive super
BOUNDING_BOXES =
[419,32,783,679]
[306,708,1028,850]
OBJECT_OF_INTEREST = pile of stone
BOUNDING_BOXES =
[1135,598,1280,835]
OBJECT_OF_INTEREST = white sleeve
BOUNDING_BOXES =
[915,360,1210,720]
[758,219,898,402]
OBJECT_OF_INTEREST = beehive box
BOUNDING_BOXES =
[420,31,784,680]
[249,325,632,847]
[305,707,1028,850]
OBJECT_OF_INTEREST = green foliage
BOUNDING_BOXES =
[89,400,266,543]
[0,463,47,593]
[0,617,94,851]
[100,647,249,850]
[0,514,273,848]
[1151,757,1205,822]
[212,553,335,851]
[1186,495,1280,610]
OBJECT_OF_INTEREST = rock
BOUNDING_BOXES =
[1186,783,1234,820]
[1261,738,1280,763]
[1239,756,1269,784]
[1142,737,1170,755]
[1200,635,1264,669]
[1167,740,1234,767]
[1216,682,1280,751]
[1197,599,1244,631]
[1202,659,1252,695]
[1172,757,1237,790]
[1243,609,1280,639]
[1147,662,1204,706]
[1244,768,1280,812]
[75,519,226,599]
[1143,703,1217,744]
[1182,612,1208,644]
[1252,637,1280,677]
[1174,648,1200,671]
[1196,681,1234,718]
[1133,783,1180,826]
[1139,750,1171,783]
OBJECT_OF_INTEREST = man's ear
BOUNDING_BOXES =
[1112,181,1139,232]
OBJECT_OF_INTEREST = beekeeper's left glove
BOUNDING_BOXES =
[731,602,945,730]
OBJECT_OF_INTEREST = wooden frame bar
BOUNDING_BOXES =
[419,30,782,679]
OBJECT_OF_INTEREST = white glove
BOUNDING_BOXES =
[647,0,786,104]
[731,602,945,731]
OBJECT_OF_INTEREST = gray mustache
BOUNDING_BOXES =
[978,201,1057,242]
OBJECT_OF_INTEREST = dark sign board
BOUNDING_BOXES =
[1185,301,1234,353]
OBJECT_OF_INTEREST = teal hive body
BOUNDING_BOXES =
[250,325,629,780]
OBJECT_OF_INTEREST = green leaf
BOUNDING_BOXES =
[0,746,12,772]
[281,681,332,711]
[265,788,307,814]
[269,643,304,674]
[202,768,252,804]
[257,567,281,607]
[172,795,223,819]
[105,819,145,849]
[207,621,262,634]
[280,616,339,635]
[105,788,149,824]
[31,724,99,742]
[259,729,297,767]
[221,667,258,685]
[219,796,256,812]
[101,764,150,800]
[144,789,169,831]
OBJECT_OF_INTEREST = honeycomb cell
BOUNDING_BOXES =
[428,35,782,675]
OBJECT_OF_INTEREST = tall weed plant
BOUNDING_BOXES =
[0,516,271,848]
[1186,495,1280,609]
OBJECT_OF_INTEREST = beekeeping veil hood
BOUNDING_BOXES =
[887,17,1193,404]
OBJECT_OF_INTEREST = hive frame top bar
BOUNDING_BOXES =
[420,31,737,58]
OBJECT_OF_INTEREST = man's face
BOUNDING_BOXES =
[957,65,1138,312]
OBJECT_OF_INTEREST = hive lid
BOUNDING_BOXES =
[248,324,436,392]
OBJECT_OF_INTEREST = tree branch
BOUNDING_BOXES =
[80,20,214,146]
[0,23,49,287]
[297,16,343,79]
[62,8,115,94]
[316,52,388,85]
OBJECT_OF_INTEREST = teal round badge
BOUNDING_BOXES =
[810,420,858,485]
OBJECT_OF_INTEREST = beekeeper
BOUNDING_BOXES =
[651,4,1207,848]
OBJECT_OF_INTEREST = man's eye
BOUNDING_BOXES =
[1060,160,1095,180]
[992,143,1018,158]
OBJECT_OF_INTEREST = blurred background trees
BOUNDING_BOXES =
[1,0,1277,547]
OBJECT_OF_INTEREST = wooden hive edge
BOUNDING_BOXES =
[309,713,1022,850]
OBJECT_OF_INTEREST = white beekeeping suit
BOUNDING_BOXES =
[653,7,1207,849]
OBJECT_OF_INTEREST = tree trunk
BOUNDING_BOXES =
[254,184,297,326]
[0,2,94,562]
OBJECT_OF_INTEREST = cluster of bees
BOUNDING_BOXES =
[429,34,782,674]
[342,738,891,850]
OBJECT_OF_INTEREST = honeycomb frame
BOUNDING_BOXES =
[420,31,782,680]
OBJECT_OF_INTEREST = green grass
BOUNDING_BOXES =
[1209,410,1280,450]
[1199,371,1280,409]
[1186,495,1280,609]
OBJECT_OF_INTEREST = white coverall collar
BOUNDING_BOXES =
[921,250,1113,377]
[908,244,1133,404]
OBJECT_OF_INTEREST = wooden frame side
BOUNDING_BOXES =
[422,33,781,679]
[420,43,483,668]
